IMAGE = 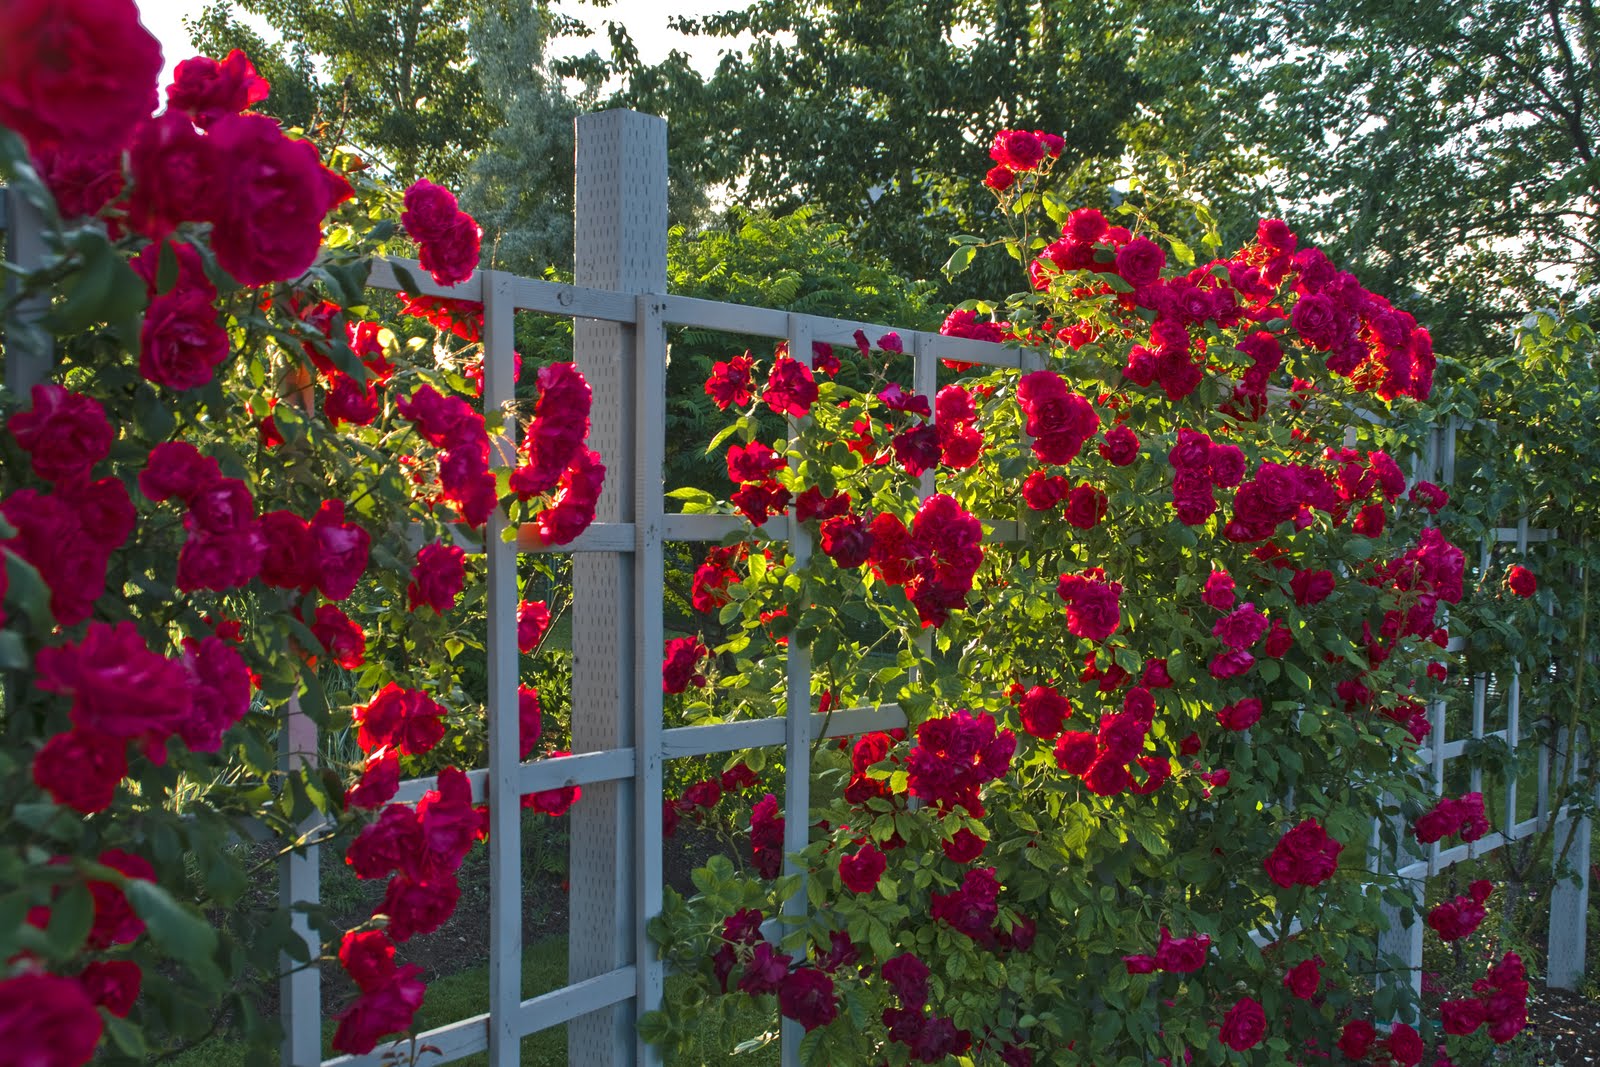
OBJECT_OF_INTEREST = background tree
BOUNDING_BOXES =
[187,0,506,186]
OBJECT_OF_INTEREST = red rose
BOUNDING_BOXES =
[1213,603,1268,650]
[309,499,371,601]
[1338,1020,1376,1057]
[35,621,191,745]
[177,522,266,592]
[1283,957,1322,999]
[1063,483,1107,529]
[32,728,126,813]
[988,129,1044,171]
[1264,818,1343,887]
[662,636,708,694]
[820,512,873,569]
[1054,730,1097,775]
[165,49,270,127]
[0,0,160,152]
[1098,423,1139,465]
[33,144,124,219]
[176,634,252,753]
[338,929,398,993]
[1385,1023,1424,1066]
[311,603,366,669]
[941,828,986,863]
[416,766,487,872]
[1056,570,1122,642]
[1021,471,1069,511]
[1018,685,1070,739]
[1114,237,1166,287]
[0,972,103,1066]
[517,599,552,653]
[140,288,229,390]
[1506,565,1536,597]
[79,959,141,1017]
[345,751,400,810]
[778,967,837,1032]
[763,355,818,418]
[1153,928,1211,973]
[346,804,423,879]
[330,961,426,1055]
[705,352,757,409]
[379,871,462,941]
[1441,998,1486,1036]
[838,842,886,893]
[8,384,113,483]
[354,684,447,757]
[87,848,154,948]
[207,113,341,286]
[126,110,215,238]
[140,442,222,505]
[1216,698,1262,731]
[1218,996,1265,1051]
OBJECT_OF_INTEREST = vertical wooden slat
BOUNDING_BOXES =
[779,314,815,1067]
[1,188,53,392]
[632,295,668,1066]
[279,691,321,1067]
[1548,724,1591,989]
[568,109,668,1065]
[482,269,523,1066]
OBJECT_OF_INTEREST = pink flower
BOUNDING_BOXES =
[402,179,481,286]
[518,600,552,653]
[1212,602,1268,650]
[1114,237,1166,288]
[1056,569,1122,642]
[331,960,426,1054]
[354,684,447,757]
[140,288,229,390]
[1153,927,1210,973]
[32,729,126,813]
[312,604,367,669]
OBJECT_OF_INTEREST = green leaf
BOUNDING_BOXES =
[943,244,977,278]
[45,883,93,957]
[124,879,222,983]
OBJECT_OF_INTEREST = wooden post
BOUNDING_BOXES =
[279,691,321,1066]
[1548,727,1592,990]
[568,109,668,1066]
[1,188,52,392]
[482,269,524,1066]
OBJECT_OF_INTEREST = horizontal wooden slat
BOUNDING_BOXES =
[504,274,638,323]
[323,1012,489,1067]
[391,748,636,806]
[661,704,908,759]
[516,522,636,553]
[365,257,483,302]
[519,964,636,1036]
[663,513,789,542]
[1494,527,1558,543]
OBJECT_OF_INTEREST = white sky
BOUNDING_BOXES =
[136,0,753,86]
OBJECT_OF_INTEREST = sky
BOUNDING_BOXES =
[136,0,755,87]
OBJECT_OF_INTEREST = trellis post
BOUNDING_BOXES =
[1,188,52,392]
[568,108,668,1066]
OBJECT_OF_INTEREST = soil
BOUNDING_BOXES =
[1526,982,1600,1065]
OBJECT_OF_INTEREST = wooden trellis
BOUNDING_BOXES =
[1,108,1592,1067]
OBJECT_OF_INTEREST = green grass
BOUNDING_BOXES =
[166,935,781,1067]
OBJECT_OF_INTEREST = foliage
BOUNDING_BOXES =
[187,0,506,186]
[642,147,1527,1064]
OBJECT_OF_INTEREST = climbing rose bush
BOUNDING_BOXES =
[0,2,596,1060]
[641,139,1509,1065]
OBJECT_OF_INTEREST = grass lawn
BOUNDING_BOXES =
[167,935,781,1067]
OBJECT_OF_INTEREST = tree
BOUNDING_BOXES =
[1164,0,1600,354]
[187,0,504,187]
[461,0,584,275]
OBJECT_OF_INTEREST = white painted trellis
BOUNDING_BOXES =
[1374,420,1594,1010]
[1,107,1593,1067]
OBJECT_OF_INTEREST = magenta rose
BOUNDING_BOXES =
[8,384,113,482]
[1219,996,1265,1050]
[140,289,229,390]
[0,0,161,152]
[165,49,270,127]
[1114,237,1166,287]
[206,113,341,285]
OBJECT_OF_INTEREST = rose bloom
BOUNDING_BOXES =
[1219,996,1265,1051]
[1506,565,1536,597]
